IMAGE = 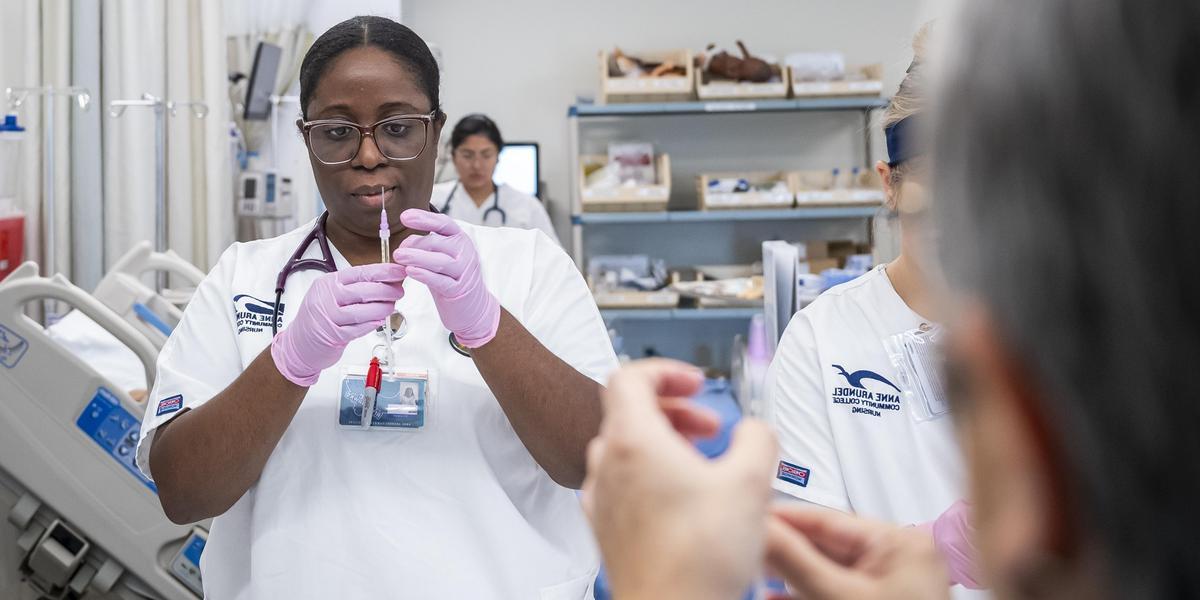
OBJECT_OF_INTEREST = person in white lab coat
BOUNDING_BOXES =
[763,25,984,597]
[135,16,614,600]
[431,114,560,243]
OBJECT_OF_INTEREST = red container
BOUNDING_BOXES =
[0,213,25,281]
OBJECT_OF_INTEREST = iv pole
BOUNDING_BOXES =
[5,86,91,322]
[109,93,207,291]
[4,88,91,276]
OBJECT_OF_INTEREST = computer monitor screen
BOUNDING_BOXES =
[493,142,540,198]
[244,42,282,121]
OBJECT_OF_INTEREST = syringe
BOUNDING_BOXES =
[379,186,394,368]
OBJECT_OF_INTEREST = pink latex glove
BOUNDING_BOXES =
[392,209,500,348]
[270,264,406,386]
[921,499,984,589]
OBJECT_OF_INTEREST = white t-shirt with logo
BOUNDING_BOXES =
[765,264,968,539]
[135,218,615,600]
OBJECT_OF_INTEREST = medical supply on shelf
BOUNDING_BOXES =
[589,255,668,292]
[795,273,823,310]
[588,255,678,309]
[845,253,874,273]
[608,142,657,185]
[699,171,794,210]
[699,41,775,83]
[792,168,886,205]
[671,276,763,308]
[580,152,671,212]
[785,54,884,98]
[599,48,695,104]
[783,52,846,83]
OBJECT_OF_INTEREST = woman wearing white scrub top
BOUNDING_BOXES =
[432,113,560,244]
[135,17,613,600]
[764,27,984,597]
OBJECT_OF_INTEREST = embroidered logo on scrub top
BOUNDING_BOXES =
[777,460,811,487]
[233,294,283,335]
[831,364,902,418]
[156,394,183,416]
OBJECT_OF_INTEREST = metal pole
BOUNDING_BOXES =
[108,95,205,292]
[154,102,167,292]
[6,87,91,322]
[41,93,58,320]
[862,109,872,167]
[42,92,54,279]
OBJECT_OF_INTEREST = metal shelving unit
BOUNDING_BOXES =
[572,205,881,225]
[567,96,887,369]
[567,97,888,264]
[600,307,763,321]
[568,97,888,118]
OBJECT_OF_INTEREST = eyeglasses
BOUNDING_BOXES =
[298,112,437,165]
[454,149,498,165]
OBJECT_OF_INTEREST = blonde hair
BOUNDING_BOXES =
[882,22,932,130]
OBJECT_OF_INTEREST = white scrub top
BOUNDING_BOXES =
[135,218,616,600]
[764,266,982,598]
[432,180,560,245]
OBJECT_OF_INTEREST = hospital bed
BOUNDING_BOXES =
[45,242,206,394]
[0,262,207,599]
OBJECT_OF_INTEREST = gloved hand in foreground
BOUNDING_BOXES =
[926,499,984,589]
[392,209,500,348]
[271,264,406,386]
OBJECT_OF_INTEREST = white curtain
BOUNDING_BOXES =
[102,0,233,274]
[0,0,73,281]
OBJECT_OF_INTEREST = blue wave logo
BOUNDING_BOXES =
[233,294,276,315]
[832,364,900,393]
[233,294,283,335]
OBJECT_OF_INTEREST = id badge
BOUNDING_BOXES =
[337,366,434,431]
[883,324,951,422]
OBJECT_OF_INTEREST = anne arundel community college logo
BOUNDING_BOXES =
[233,294,283,335]
[831,364,902,418]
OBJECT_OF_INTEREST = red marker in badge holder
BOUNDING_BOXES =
[362,357,383,429]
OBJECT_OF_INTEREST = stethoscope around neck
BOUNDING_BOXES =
[441,180,507,226]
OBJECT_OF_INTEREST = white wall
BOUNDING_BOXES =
[406,0,959,240]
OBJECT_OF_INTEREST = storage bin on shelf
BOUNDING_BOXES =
[695,64,790,101]
[697,171,795,210]
[580,153,672,213]
[790,168,886,206]
[592,289,680,310]
[599,49,695,104]
[790,63,884,98]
